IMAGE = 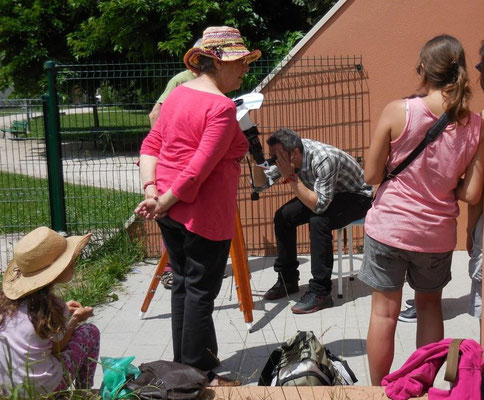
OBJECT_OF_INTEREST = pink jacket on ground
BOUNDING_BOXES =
[382,338,482,400]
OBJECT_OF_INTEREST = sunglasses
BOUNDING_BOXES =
[476,62,483,72]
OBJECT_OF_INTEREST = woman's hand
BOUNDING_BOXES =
[144,185,159,200]
[139,154,159,199]
[135,198,166,219]
[135,188,179,220]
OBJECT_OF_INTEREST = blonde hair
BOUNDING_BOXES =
[417,34,471,123]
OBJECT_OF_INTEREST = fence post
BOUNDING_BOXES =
[43,61,67,234]
[24,99,31,132]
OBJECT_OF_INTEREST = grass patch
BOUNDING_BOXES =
[28,106,150,140]
[0,105,44,118]
[0,229,143,399]
[59,228,144,306]
[0,171,143,234]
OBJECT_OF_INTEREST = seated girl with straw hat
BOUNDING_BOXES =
[0,227,100,397]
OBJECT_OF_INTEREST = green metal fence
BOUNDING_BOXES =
[0,59,280,270]
[0,56,368,269]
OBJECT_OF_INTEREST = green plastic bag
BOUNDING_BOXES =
[100,356,141,400]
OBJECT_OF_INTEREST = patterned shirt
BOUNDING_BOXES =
[260,139,373,214]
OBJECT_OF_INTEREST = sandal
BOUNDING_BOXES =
[161,271,173,290]
[207,372,241,387]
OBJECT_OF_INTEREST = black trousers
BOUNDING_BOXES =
[273,193,372,296]
[158,217,231,371]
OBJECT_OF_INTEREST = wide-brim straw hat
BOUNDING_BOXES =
[2,227,91,300]
[184,26,261,73]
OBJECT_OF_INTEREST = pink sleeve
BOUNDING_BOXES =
[140,115,162,157]
[171,104,237,203]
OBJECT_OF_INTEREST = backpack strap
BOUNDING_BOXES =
[444,338,464,383]
[382,112,449,184]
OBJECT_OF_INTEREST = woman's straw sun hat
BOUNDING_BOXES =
[184,26,261,73]
[2,227,91,300]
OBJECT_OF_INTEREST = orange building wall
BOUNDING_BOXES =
[293,0,484,249]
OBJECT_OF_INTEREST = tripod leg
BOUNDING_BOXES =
[230,208,254,331]
[140,250,169,319]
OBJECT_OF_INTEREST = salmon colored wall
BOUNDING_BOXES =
[251,57,370,255]
[293,0,484,250]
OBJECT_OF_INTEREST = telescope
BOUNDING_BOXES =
[234,93,276,170]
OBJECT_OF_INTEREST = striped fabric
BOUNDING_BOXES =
[184,26,261,71]
[264,139,374,214]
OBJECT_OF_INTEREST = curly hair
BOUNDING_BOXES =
[0,286,66,340]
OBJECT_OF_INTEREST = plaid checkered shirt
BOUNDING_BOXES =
[260,139,373,214]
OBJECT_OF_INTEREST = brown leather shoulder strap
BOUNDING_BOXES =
[444,338,464,383]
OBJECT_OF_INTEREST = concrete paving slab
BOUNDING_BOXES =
[90,250,479,389]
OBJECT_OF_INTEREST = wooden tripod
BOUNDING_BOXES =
[140,208,254,330]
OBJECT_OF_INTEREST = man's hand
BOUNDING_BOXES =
[275,149,295,180]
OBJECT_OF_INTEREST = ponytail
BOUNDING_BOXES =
[441,63,471,123]
[417,34,471,124]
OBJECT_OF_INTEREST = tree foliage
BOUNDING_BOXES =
[0,0,335,97]
[0,0,95,96]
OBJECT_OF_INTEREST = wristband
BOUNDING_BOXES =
[282,174,298,184]
[143,180,155,191]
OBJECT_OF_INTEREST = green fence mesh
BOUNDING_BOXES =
[0,56,368,269]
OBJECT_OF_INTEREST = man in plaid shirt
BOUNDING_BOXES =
[253,128,373,314]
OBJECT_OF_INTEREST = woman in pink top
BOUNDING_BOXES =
[135,26,260,386]
[359,34,484,385]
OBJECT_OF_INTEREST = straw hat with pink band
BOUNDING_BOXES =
[2,227,91,300]
[184,26,261,73]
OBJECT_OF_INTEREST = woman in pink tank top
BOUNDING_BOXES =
[359,34,484,385]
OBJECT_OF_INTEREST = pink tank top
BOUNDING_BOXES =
[365,97,481,252]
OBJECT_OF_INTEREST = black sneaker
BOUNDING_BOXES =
[291,291,334,314]
[404,299,414,309]
[263,276,299,300]
[398,306,417,323]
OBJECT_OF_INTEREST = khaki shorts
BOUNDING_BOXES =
[358,234,452,292]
